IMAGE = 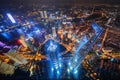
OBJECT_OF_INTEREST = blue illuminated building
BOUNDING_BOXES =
[68,22,103,74]
[7,13,16,24]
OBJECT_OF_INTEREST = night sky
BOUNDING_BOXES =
[0,0,120,5]
[0,0,120,9]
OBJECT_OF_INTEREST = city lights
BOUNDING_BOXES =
[59,63,62,68]
[55,65,58,69]
[47,41,57,52]
[51,67,54,71]
[75,59,77,62]
[35,30,40,33]
[74,70,78,74]
[67,69,70,73]
[70,66,73,70]
[0,1,119,80]
[57,70,60,74]
[0,29,2,32]
[68,62,71,65]
[7,13,16,24]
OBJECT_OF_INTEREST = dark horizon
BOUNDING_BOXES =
[0,0,120,6]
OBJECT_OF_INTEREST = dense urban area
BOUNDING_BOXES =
[0,0,120,80]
